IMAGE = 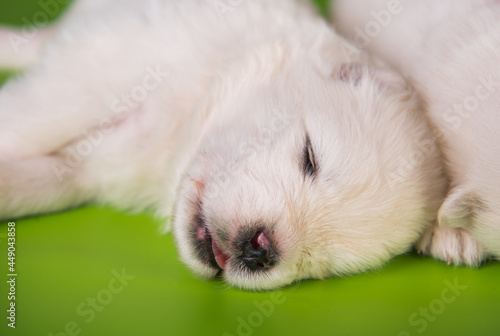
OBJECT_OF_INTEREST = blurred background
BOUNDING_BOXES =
[0,1,499,335]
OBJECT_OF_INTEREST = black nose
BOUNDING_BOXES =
[238,231,277,271]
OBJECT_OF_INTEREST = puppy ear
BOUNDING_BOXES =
[438,186,479,229]
[332,64,409,92]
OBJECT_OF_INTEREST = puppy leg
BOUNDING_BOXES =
[0,62,118,161]
[0,0,119,70]
[0,154,95,220]
[415,186,489,266]
[416,226,486,267]
[0,26,56,70]
[60,0,123,21]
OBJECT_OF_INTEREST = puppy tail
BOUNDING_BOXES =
[0,25,55,70]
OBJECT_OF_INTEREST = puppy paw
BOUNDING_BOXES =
[416,226,486,267]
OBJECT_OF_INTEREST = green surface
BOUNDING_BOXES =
[1,1,499,336]
[1,207,500,336]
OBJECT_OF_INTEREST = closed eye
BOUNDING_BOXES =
[302,134,317,178]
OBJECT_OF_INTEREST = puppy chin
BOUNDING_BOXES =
[172,188,218,280]
[223,265,298,291]
[173,220,220,280]
[181,252,220,280]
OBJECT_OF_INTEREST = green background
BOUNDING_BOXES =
[0,1,499,335]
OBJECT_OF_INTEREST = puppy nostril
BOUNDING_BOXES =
[251,231,270,251]
[239,231,276,271]
[197,225,209,241]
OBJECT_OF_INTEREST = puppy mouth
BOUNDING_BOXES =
[196,222,229,270]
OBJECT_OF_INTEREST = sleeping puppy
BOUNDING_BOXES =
[332,0,500,267]
[0,0,445,290]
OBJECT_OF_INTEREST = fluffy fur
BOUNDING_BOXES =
[0,0,445,290]
[332,0,500,266]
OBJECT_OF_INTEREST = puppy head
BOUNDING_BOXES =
[173,40,445,291]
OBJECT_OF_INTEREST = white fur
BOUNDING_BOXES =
[332,0,500,266]
[0,0,445,290]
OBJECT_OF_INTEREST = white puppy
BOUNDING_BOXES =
[332,0,500,267]
[0,0,445,290]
